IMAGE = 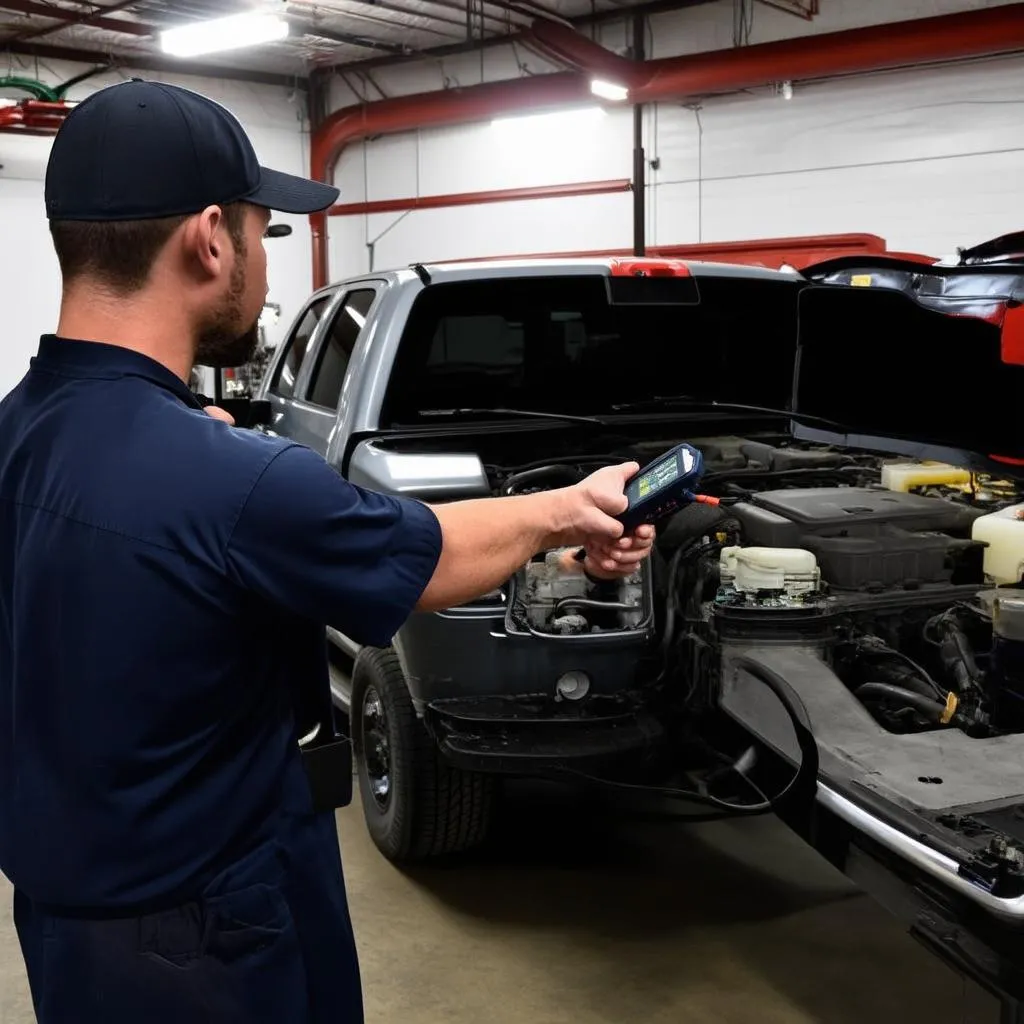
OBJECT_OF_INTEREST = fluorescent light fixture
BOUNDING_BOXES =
[590,79,629,102]
[491,106,606,131]
[160,12,289,58]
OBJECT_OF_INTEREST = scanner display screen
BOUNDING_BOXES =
[637,455,679,498]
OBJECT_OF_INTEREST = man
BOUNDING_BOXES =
[0,79,654,1023]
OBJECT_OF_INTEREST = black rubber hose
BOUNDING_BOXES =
[503,465,581,495]
[730,656,821,813]
[854,682,947,721]
[552,598,636,615]
[554,660,819,817]
[871,661,944,701]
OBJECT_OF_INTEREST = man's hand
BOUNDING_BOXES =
[555,524,656,580]
[582,524,656,578]
[551,462,639,547]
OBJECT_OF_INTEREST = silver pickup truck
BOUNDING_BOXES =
[253,248,1024,1020]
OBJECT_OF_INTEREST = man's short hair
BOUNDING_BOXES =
[49,203,248,294]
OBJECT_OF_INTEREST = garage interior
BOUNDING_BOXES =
[2,0,1024,1021]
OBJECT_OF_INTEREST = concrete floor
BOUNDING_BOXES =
[0,781,993,1023]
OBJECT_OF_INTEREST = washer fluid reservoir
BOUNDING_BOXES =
[972,504,1024,585]
[720,546,820,598]
[881,461,972,492]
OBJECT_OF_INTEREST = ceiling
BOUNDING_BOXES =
[0,0,743,87]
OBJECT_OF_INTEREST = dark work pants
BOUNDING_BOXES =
[13,810,363,1023]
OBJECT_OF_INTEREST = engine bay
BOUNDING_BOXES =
[486,431,1024,740]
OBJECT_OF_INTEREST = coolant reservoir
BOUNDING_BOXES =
[881,461,972,492]
[720,546,820,596]
[972,504,1024,585]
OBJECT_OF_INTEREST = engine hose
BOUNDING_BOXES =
[730,657,820,813]
[938,621,983,697]
[552,657,817,817]
[871,660,944,701]
[854,682,947,721]
[502,465,582,495]
[553,598,636,615]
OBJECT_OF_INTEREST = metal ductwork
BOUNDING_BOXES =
[520,19,645,89]
[309,2,1024,289]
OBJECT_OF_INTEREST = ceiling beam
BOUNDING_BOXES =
[2,40,306,89]
[3,0,150,44]
[0,0,153,38]
[313,0,720,74]
[315,0,718,73]
[294,21,411,54]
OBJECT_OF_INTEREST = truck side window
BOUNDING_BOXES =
[270,296,329,398]
[306,289,376,410]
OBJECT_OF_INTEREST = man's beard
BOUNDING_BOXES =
[194,257,261,369]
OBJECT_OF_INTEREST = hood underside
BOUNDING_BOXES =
[791,250,1024,473]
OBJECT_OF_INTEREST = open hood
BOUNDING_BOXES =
[792,245,1024,473]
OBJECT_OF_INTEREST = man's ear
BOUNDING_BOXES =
[181,205,227,281]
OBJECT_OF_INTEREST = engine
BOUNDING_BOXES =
[715,486,985,608]
[506,549,650,638]
[499,460,655,640]
[487,433,1024,740]
[700,486,1024,739]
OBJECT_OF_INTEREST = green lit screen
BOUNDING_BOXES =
[636,456,679,499]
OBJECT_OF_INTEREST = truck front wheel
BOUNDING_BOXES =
[350,646,494,862]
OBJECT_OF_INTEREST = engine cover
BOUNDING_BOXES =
[730,487,984,591]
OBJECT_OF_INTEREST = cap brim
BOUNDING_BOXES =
[247,166,339,214]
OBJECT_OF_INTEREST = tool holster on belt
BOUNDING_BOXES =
[298,715,353,814]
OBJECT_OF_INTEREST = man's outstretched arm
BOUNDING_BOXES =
[227,446,653,647]
[417,463,654,612]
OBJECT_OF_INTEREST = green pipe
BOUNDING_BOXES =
[0,76,60,102]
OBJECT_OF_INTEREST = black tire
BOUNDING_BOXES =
[350,646,494,862]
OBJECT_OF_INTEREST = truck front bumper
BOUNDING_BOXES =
[424,692,665,773]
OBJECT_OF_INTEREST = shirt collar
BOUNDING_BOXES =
[33,335,202,410]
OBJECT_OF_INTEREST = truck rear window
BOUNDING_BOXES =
[381,275,798,425]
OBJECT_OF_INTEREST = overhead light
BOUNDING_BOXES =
[491,106,606,132]
[590,79,629,102]
[160,12,289,58]
[781,80,794,100]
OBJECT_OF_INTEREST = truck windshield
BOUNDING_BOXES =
[381,274,799,426]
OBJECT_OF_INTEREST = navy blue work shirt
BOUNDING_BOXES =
[0,336,442,909]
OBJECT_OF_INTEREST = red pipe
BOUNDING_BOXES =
[0,98,73,133]
[521,20,644,87]
[526,5,1024,97]
[310,72,590,286]
[428,232,896,270]
[329,178,631,217]
[310,3,1024,288]
[638,5,1024,97]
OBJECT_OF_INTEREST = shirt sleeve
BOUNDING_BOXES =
[226,444,443,648]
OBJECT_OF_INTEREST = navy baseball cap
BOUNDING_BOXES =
[45,78,339,221]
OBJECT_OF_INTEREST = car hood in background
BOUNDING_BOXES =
[790,246,1024,472]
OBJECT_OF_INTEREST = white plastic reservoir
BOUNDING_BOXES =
[972,503,1024,585]
[720,546,820,596]
[881,461,972,493]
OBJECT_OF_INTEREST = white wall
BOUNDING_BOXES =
[0,64,309,397]
[323,0,1024,280]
